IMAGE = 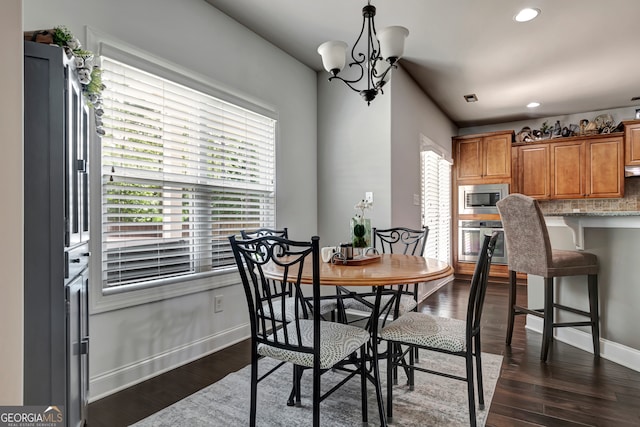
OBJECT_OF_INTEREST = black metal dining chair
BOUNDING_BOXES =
[240,227,337,321]
[229,234,374,427]
[380,231,499,427]
[344,226,429,319]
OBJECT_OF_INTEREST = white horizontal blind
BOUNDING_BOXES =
[421,150,451,263]
[100,57,276,289]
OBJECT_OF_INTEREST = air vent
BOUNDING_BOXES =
[464,94,478,103]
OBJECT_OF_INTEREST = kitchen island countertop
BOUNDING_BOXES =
[543,211,640,217]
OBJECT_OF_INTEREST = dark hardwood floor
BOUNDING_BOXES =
[88,280,640,426]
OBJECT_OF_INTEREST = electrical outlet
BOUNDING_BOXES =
[365,192,374,204]
[413,194,421,206]
[214,295,224,313]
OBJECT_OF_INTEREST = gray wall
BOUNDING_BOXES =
[389,67,457,227]
[529,225,640,352]
[317,67,392,247]
[0,0,24,405]
[24,0,318,399]
[317,65,457,245]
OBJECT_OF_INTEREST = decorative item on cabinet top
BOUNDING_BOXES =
[515,114,623,143]
[24,25,105,136]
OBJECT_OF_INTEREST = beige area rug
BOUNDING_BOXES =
[132,350,503,426]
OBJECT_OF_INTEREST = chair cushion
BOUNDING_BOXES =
[380,311,466,353]
[548,249,598,277]
[344,294,417,316]
[258,319,370,369]
[263,297,338,322]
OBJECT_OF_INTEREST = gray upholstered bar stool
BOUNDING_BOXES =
[496,193,600,362]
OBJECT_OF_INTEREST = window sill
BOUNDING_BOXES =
[90,266,241,314]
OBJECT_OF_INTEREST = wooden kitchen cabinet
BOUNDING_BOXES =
[513,134,623,200]
[551,141,584,199]
[454,131,513,183]
[586,136,624,198]
[514,143,550,198]
[623,119,640,165]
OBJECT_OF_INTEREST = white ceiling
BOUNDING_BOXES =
[205,0,640,128]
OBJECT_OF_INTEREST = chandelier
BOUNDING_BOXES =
[317,0,409,105]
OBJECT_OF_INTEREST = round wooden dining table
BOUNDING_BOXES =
[262,253,453,427]
[263,253,453,287]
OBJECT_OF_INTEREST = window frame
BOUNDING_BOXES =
[86,29,278,313]
[420,135,452,264]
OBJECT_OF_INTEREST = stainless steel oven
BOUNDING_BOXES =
[458,183,509,215]
[458,220,507,265]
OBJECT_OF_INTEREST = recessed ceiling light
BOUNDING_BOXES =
[514,8,540,22]
[464,94,478,103]
[527,102,541,108]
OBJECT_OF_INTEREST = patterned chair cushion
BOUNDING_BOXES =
[263,297,338,322]
[344,294,417,317]
[258,319,370,369]
[380,311,467,353]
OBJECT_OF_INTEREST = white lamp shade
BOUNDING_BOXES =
[377,26,409,60]
[317,41,348,73]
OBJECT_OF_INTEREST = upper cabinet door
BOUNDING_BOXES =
[454,131,513,184]
[551,141,584,199]
[456,138,483,181]
[624,120,640,165]
[586,136,624,198]
[517,144,550,199]
[483,133,512,179]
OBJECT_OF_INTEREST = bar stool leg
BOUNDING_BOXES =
[588,274,600,359]
[541,277,554,362]
[505,270,517,345]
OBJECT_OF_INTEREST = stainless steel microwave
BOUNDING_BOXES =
[458,183,509,215]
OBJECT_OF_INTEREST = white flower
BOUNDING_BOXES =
[77,68,91,85]
[67,37,81,50]
[354,199,373,218]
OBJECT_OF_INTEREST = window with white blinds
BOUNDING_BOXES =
[100,57,276,290]
[421,149,451,263]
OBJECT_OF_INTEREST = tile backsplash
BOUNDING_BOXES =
[538,178,640,214]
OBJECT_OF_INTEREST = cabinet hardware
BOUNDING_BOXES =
[80,338,89,355]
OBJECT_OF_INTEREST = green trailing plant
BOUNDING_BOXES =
[85,67,103,96]
[52,25,74,46]
[48,25,105,135]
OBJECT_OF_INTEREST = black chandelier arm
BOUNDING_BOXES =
[371,60,397,87]
[317,0,407,105]
[327,74,369,94]
[328,59,366,88]
[329,60,398,93]
[349,13,369,67]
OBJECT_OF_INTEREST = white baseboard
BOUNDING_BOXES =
[526,315,640,372]
[417,275,454,303]
[89,323,251,402]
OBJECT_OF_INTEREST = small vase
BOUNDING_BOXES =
[350,217,371,249]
